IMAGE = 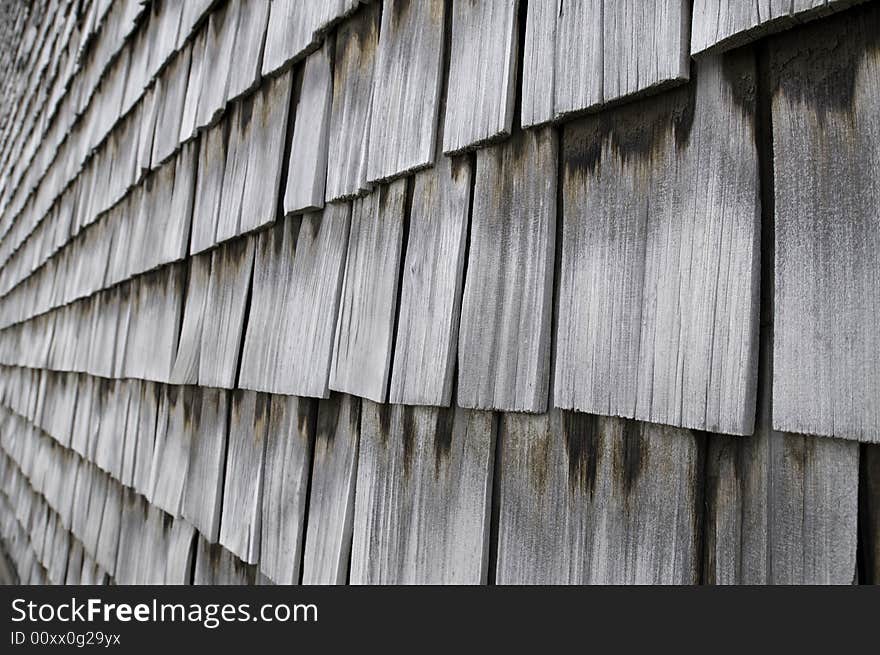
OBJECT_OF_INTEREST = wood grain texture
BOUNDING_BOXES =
[705,430,858,584]
[261,0,359,77]
[284,39,333,215]
[259,395,315,584]
[198,236,255,389]
[555,52,760,435]
[350,399,496,584]
[520,0,558,128]
[190,120,226,255]
[151,43,192,167]
[195,0,239,130]
[182,387,229,543]
[523,0,690,125]
[241,205,350,397]
[219,391,268,565]
[170,253,211,386]
[366,0,445,182]
[329,181,406,403]
[326,3,380,202]
[691,0,867,55]
[443,0,519,154]
[302,393,360,585]
[240,70,293,233]
[496,410,702,584]
[194,535,258,585]
[771,7,880,442]
[601,0,690,106]
[226,0,271,104]
[390,156,472,406]
[552,0,602,118]
[457,128,556,413]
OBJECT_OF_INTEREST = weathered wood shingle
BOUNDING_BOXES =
[443,0,519,154]
[771,7,880,442]
[457,128,557,413]
[555,52,760,435]
[366,0,446,182]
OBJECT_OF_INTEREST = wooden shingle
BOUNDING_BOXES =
[555,52,760,435]
[457,128,557,413]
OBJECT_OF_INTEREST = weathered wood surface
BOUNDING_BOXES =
[302,393,360,585]
[261,0,359,77]
[366,0,446,182]
[181,387,228,543]
[241,205,351,397]
[195,0,238,130]
[151,43,191,167]
[330,181,407,403]
[390,155,472,407]
[326,3,380,202]
[555,52,760,435]
[523,0,690,126]
[260,395,315,584]
[170,253,211,385]
[350,400,496,584]
[601,0,690,106]
[705,429,858,584]
[198,236,255,389]
[194,534,258,585]
[771,7,880,442]
[190,120,227,254]
[691,0,868,55]
[226,0,271,104]
[457,128,556,413]
[240,70,294,234]
[443,0,519,154]
[285,40,333,215]
[219,391,268,565]
[496,410,702,584]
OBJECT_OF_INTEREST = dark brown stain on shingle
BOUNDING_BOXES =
[769,4,879,124]
[401,405,416,479]
[620,419,646,496]
[433,405,455,477]
[562,410,600,496]
[376,402,392,444]
[390,0,412,30]
[563,81,696,179]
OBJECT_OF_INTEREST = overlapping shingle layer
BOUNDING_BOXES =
[0,0,878,585]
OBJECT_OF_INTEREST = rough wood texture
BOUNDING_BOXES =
[555,52,760,435]
[241,205,351,398]
[240,70,294,233]
[496,411,702,584]
[390,156,472,407]
[457,128,556,413]
[706,430,859,584]
[350,400,496,584]
[330,181,407,403]
[261,0,358,77]
[366,0,445,182]
[226,0,271,103]
[260,395,315,584]
[326,3,380,202]
[285,40,333,215]
[182,388,228,543]
[443,0,519,154]
[219,391,269,565]
[302,393,360,585]
[198,236,255,389]
[691,0,868,55]
[771,7,880,442]
[523,0,690,125]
